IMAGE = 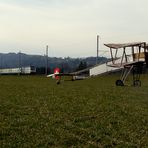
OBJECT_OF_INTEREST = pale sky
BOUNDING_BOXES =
[0,0,148,57]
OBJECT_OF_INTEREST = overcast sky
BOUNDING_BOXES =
[0,0,148,57]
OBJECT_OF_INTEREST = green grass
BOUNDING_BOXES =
[0,75,148,147]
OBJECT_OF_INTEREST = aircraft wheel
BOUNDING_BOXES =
[133,80,141,87]
[56,80,61,85]
[116,80,124,86]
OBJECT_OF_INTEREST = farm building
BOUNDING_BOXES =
[0,66,36,75]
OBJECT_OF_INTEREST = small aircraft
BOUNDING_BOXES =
[47,68,61,79]
[47,68,74,84]
[104,42,148,86]
[47,67,87,84]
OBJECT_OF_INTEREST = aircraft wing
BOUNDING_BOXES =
[47,74,54,77]
[107,61,145,68]
[47,73,75,78]
[55,73,75,76]
[123,61,145,67]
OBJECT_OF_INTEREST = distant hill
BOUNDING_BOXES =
[0,53,107,73]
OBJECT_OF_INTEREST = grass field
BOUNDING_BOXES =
[0,74,148,147]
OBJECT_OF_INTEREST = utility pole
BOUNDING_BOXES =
[45,45,48,75]
[18,51,22,75]
[0,54,2,69]
[96,35,99,64]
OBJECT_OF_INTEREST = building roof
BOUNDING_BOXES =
[104,42,146,49]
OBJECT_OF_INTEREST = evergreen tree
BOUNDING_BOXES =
[77,61,87,71]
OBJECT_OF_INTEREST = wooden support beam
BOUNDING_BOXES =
[121,48,125,65]
[124,47,128,62]
[132,46,135,61]
[110,48,114,64]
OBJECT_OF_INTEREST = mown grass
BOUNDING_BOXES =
[0,74,148,147]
